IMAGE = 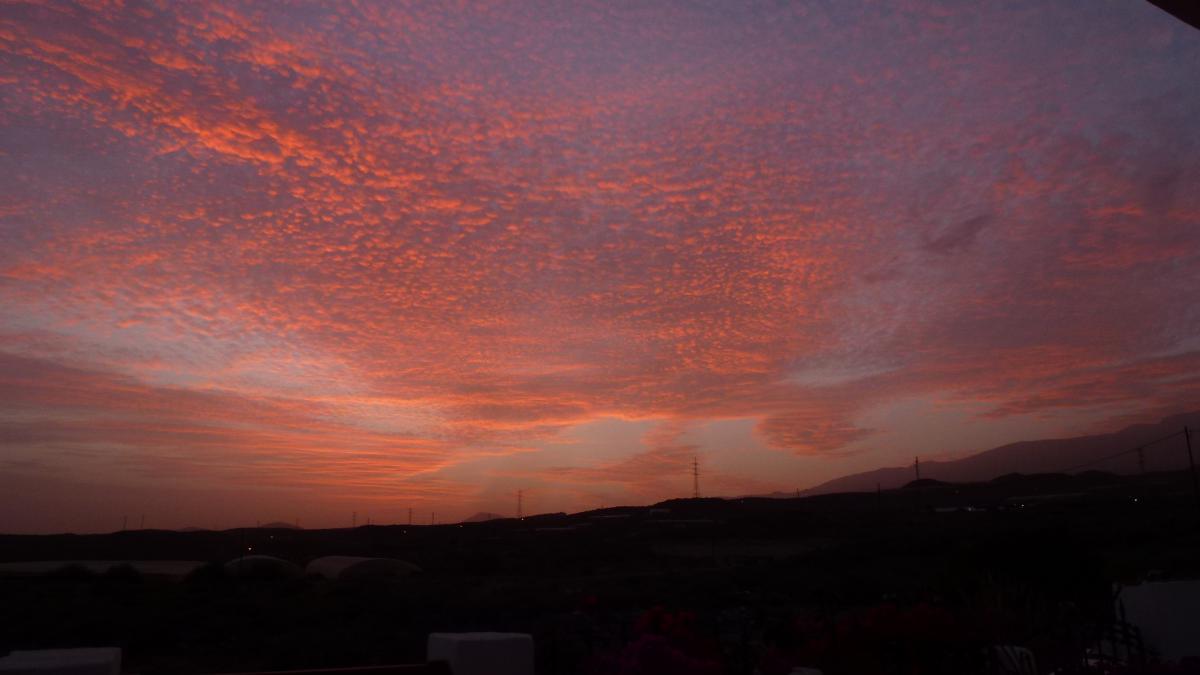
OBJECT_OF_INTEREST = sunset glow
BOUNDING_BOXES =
[1,1,1198,532]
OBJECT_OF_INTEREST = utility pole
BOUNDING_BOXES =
[431,512,435,525]
[693,456,700,499]
[1186,427,1199,514]
[517,489,523,519]
[914,456,921,481]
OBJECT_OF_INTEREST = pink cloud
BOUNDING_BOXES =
[0,0,1198,530]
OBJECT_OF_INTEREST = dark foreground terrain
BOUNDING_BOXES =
[3,470,1200,675]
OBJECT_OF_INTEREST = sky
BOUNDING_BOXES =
[1,1,1199,533]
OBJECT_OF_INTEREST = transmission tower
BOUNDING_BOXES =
[693,457,700,498]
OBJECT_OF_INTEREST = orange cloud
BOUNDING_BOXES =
[1,0,1198,530]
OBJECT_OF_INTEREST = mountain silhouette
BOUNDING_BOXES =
[463,512,506,523]
[802,411,1200,495]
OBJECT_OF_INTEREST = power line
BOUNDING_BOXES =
[1053,429,1185,474]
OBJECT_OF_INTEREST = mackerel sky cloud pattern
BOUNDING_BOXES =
[1,0,1199,532]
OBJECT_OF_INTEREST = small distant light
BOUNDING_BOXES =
[247,546,252,551]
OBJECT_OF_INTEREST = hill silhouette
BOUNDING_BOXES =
[802,410,1200,495]
[463,512,506,523]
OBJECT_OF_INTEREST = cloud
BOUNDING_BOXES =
[922,214,991,254]
[0,0,1198,529]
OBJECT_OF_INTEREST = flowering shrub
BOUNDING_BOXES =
[595,633,722,675]
[587,606,723,675]
[757,603,987,675]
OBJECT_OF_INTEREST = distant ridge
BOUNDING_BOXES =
[260,521,302,529]
[800,411,1200,496]
[463,512,506,523]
